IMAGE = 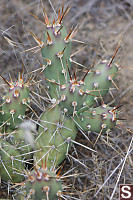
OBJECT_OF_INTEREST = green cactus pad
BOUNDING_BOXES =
[75,104,118,133]
[1,75,30,130]
[41,7,73,99]
[25,167,62,200]
[59,79,86,115]
[0,140,24,182]
[84,59,119,106]
[35,105,77,168]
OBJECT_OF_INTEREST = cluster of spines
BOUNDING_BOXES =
[0,69,30,130]
[59,77,86,116]
[25,161,63,200]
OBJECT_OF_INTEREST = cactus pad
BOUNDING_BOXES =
[1,73,30,130]
[0,140,24,182]
[84,59,119,106]
[26,166,62,200]
[35,104,77,168]
[75,104,118,134]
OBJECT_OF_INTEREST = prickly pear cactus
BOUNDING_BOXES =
[84,59,119,106]
[28,2,120,179]
[25,165,62,200]
[35,104,77,168]
[1,72,30,130]
[0,2,125,200]
[59,78,86,116]
[40,6,74,99]
[0,140,24,182]
[75,104,118,133]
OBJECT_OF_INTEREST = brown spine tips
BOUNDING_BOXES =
[59,4,70,24]
[57,8,61,24]
[13,89,20,98]
[43,8,51,27]
[28,30,44,47]
[46,31,52,45]
[109,109,117,121]
[22,98,28,104]
[64,28,73,43]
[36,171,43,180]
[55,25,63,35]
[43,58,51,65]
[81,67,92,82]
[52,19,55,27]
[112,113,117,121]
[0,75,11,87]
